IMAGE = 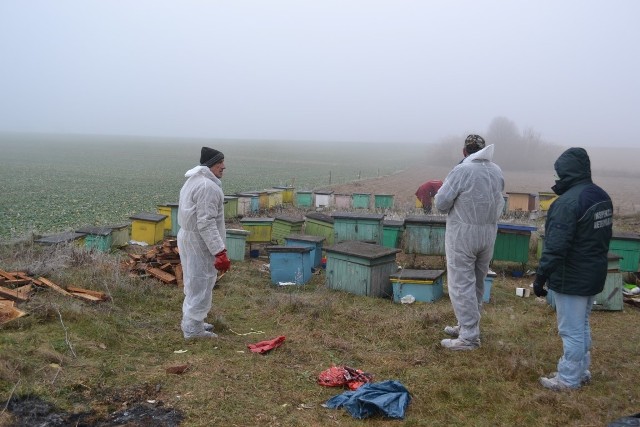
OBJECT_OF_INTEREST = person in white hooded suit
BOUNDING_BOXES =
[434,135,505,351]
[177,147,230,339]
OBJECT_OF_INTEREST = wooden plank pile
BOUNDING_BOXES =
[0,268,109,325]
[124,238,183,287]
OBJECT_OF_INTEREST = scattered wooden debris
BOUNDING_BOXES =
[0,269,110,324]
[124,239,182,285]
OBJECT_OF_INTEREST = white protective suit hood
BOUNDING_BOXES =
[435,144,505,224]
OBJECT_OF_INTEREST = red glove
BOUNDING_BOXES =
[214,249,231,273]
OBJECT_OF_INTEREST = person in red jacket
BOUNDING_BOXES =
[415,180,443,213]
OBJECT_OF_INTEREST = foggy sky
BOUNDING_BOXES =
[1,1,638,147]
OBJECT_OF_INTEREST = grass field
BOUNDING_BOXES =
[0,133,422,240]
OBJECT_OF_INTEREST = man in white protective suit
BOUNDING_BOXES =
[434,135,505,351]
[177,147,231,339]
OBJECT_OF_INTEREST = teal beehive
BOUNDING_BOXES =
[265,245,313,285]
[352,193,371,209]
[167,203,179,236]
[390,269,446,303]
[484,270,497,303]
[324,241,400,298]
[226,229,251,261]
[284,234,325,268]
[76,226,113,252]
[382,219,404,248]
[374,194,394,209]
[331,212,384,245]
[403,215,446,255]
[295,191,313,208]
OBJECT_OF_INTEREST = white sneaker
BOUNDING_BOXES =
[539,375,579,391]
[444,325,460,337]
[441,338,480,351]
[546,371,591,385]
[185,330,218,340]
[204,322,214,332]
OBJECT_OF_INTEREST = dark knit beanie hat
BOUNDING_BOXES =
[200,147,224,167]
[464,134,486,154]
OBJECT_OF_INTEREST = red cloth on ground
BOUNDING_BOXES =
[415,180,443,209]
[247,336,286,354]
[318,365,374,390]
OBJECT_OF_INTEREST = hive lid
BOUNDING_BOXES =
[612,231,640,241]
[284,234,326,243]
[129,212,167,222]
[240,217,274,223]
[226,228,251,236]
[304,212,334,223]
[324,241,401,259]
[607,252,623,261]
[314,190,334,195]
[274,215,305,224]
[331,212,385,220]
[404,215,446,225]
[498,223,537,232]
[75,226,113,236]
[35,232,86,245]
[383,219,404,227]
[265,245,313,253]
[390,269,445,281]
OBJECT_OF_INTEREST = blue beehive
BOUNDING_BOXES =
[284,234,326,268]
[484,270,497,303]
[390,269,446,303]
[403,215,447,256]
[265,245,313,285]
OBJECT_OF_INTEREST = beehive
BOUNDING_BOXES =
[331,212,385,245]
[390,269,446,303]
[265,245,313,285]
[284,234,326,268]
[402,215,446,256]
[324,241,400,298]
[129,212,167,245]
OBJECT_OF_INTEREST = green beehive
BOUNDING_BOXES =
[382,219,404,249]
[609,232,640,272]
[547,253,624,311]
[324,241,401,298]
[331,212,385,245]
[352,193,371,209]
[226,228,251,261]
[271,215,305,245]
[224,196,239,220]
[374,194,394,209]
[493,223,537,266]
[295,191,313,208]
[240,217,274,243]
[403,215,446,255]
[167,203,179,237]
[304,212,335,245]
[76,226,113,252]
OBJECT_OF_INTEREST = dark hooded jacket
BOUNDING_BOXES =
[537,148,613,296]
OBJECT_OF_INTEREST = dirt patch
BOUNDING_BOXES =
[2,394,184,427]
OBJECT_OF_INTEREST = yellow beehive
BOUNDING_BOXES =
[130,212,167,245]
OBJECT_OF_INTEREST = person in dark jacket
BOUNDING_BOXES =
[533,147,613,390]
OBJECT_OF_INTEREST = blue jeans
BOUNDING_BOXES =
[554,292,594,387]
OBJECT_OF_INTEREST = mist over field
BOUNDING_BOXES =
[1,131,638,241]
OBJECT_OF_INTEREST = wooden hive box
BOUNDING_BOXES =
[265,245,313,285]
[129,212,167,245]
[272,215,305,245]
[324,241,400,298]
[331,212,385,245]
[284,234,326,268]
[389,269,446,303]
[304,212,335,245]
[402,215,446,256]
